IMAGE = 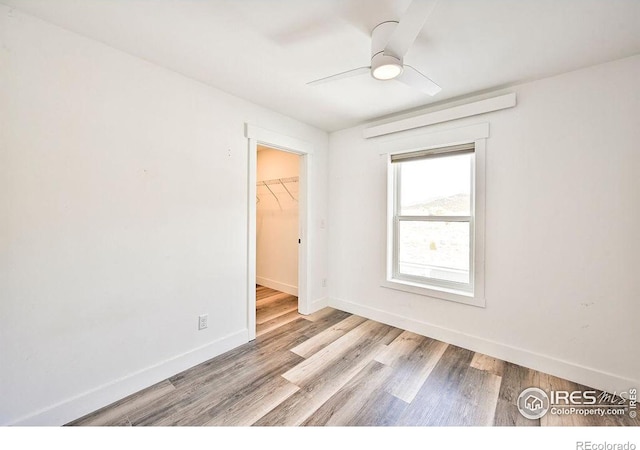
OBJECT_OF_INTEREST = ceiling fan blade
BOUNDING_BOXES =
[307,67,371,85]
[384,0,439,58]
[396,65,441,96]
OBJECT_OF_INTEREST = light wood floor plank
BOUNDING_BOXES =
[290,314,367,359]
[256,297,298,325]
[205,376,300,426]
[283,320,399,386]
[442,367,502,426]
[493,362,541,426]
[135,346,304,426]
[255,322,402,426]
[166,312,350,398]
[302,360,396,426]
[471,353,505,377]
[256,286,280,301]
[346,391,409,426]
[374,330,422,366]
[160,358,302,426]
[256,296,298,324]
[68,380,175,426]
[539,373,609,427]
[302,307,339,322]
[256,291,279,302]
[375,331,449,403]
[396,345,475,426]
[257,310,302,336]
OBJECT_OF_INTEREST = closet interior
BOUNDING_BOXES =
[255,146,301,334]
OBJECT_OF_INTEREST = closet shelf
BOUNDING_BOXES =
[257,176,299,186]
[257,176,298,204]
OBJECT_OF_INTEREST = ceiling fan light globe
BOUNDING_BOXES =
[372,63,403,80]
[370,52,403,81]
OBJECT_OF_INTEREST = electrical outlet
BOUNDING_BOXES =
[198,314,208,330]
[322,278,327,288]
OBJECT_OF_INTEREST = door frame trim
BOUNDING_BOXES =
[245,124,313,340]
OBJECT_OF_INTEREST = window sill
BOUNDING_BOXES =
[381,278,485,308]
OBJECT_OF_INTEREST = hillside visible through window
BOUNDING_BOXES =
[398,154,471,284]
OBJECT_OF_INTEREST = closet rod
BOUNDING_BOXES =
[256,176,298,205]
[257,176,299,186]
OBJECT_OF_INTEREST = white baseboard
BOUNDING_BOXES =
[329,297,638,395]
[8,329,249,426]
[308,296,329,315]
[256,276,298,296]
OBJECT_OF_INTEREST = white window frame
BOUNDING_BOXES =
[392,144,475,293]
[380,123,487,307]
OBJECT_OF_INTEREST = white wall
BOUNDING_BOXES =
[328,55,640,394]
[256,147,299,295]
[0,5,328,425]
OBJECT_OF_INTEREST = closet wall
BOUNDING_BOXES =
[256,147,300,296]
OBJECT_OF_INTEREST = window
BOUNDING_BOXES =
[386,140,484,306]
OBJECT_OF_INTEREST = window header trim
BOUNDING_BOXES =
[390,142,475,164]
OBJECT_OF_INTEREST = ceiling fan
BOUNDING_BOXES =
[307,0,441,96]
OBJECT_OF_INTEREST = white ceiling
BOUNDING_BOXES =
[3,0,640,132]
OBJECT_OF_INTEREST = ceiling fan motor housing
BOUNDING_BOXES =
[371,21,403,80]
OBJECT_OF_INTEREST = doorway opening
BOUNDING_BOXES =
[255,146,301,336]
[246,124,312,341]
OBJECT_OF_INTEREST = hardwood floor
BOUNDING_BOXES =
[256,285,300,336]
[68,287,638,427]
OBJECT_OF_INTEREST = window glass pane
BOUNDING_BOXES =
[398,221,470,284]
[399,153,471,216]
